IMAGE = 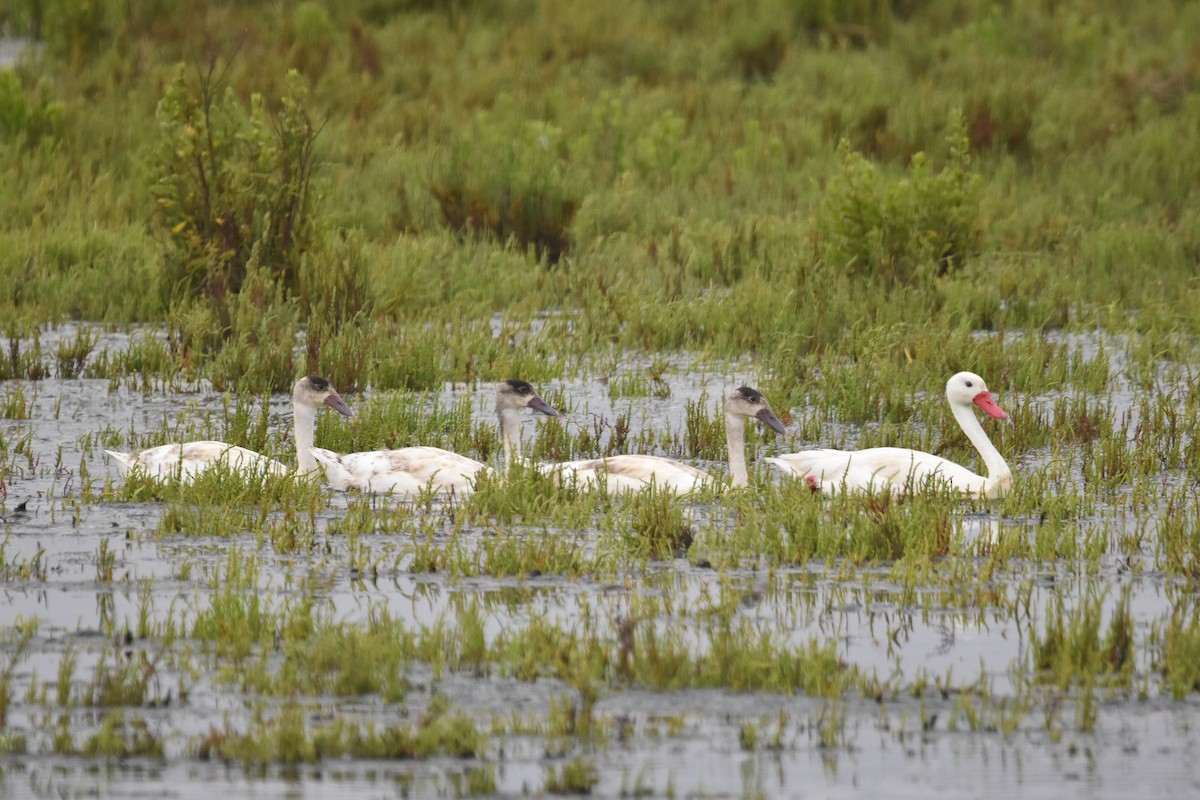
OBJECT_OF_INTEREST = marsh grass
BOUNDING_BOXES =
[81,711,164,759]
[112,466,328,535]
[1031,588,1136,690]
[200,694,484,766]
[622,485,694,561]
[544,755,598,795]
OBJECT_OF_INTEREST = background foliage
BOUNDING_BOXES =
[1,0,1198,395]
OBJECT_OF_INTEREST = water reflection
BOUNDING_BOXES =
[0,38,35,69]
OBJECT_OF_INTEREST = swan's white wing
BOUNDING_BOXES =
[104,449,141,476]
[105,441,285,482]
[546,455,711,493]
[767,452,895,495]
[317,446,487,496]
[769,447,985,495]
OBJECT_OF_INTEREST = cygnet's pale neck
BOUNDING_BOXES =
[498,407,523,468]
[294,401,319,473]
[725,411,749,487]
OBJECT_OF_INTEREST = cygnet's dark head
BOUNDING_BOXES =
[727,386,785,435]
[294,375,354,417]
[497,379,559,417]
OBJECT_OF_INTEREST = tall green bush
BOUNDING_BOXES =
[820,111,981,287]
[153,64,323,318]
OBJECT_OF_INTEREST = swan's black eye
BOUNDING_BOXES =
[737,387,762,403]
[965,380,973,388]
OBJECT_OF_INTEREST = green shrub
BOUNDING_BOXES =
[40,0,116,66]
[0,72,64,144]
[725,16,789,81]
[288,1,335,80]
[787,0,895,46]
[430,111,580,264]
[153,65,323,318]
[820,110,981,287]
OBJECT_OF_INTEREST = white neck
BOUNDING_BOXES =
[294,401,318,473]
[951,401,1011,497]
[725,411,749,487]
[499,407,522,468]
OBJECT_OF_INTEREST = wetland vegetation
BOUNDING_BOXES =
[2,0,1200,796]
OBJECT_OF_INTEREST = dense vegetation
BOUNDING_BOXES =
[1,0,1196,401]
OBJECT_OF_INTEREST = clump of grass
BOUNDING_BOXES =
[53,325,95,378]
[81,711,164,759]
[545,755,599,795]
[1,330,48,381]
[85,646,168,708]
[0,618,37,728]
[452,766,497,798]
[202,694,485,766]
[625,608,851,695]
[463,460,605,530]
[114,464,326,527]
[0,383,31,419]
[84,331,178,384]
[190,547,274,662]
[624,486,694,561]
[684,393,725,460]
[272,605,413,701]
[1151,593,1200,699]
[609,370,670,400]
[1031,587,1135,690]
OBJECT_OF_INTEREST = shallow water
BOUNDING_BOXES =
[0,38,36,69]
[2,324,1200,798]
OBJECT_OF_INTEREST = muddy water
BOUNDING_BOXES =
[2,325,1200,798]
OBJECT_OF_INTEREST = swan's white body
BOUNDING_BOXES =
[546,454,711,493]
[313,380,558,496]
[104,441,288,481]
[545,387,785,493]
[767,372,1012,499]
[105,376,354,483]
[313,446,488,496]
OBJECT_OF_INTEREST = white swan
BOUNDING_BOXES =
[311,379,559,496]
[105,375,354,482]
[766,371,1012,498]
[545,387,786,493]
